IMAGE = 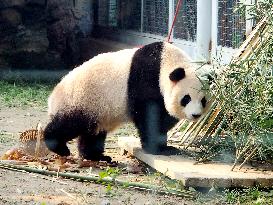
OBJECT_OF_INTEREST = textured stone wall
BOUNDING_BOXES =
[0,0,93,70]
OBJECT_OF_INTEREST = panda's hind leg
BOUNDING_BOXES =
[44,111,86,157]
[78,131,112,162]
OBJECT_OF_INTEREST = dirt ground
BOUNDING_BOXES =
[0,106,196,205]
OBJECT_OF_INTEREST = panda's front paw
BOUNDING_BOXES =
[143,145,182,156]
[82,154,112,163]
[99,155,112,163]
[142,145,160,155]
[158,145,182,156]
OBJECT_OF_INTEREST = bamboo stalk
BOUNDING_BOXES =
[179,101,216,145]
[0,162,195,199]
[179,121,196,142]
[182,102,219,147]
[169,120,195,143]
[211,118,226,137]
[233,17,268,61]
[231,140,253,171]
[172,17,270,160]
[34,123,42,158]
[238,146,259,170]
[168,119,189,141]
[200,105,222,136]
[201,108,222,137]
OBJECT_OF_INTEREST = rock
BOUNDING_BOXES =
[0,37,13,54]
[25,0,46,6]
[14,27,49,53]
[20,2,46,25]
[46,0,81,67]
[0,0,25,9]
[73,0,93,35]
[0,0,93,70]
[0,8,22,26]
[46,0,74,21]
[0,57,9,68]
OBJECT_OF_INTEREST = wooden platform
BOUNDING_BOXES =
[118,137,273,188]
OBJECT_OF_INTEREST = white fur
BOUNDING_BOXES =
[160,42,205,120]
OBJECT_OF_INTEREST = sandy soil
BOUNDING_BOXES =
[0,106,48,134]
[0,106,195,205]
[0,168,191,205]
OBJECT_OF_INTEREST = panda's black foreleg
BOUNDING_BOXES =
[133,101,180,155]
[132,101,162,154]
[158,110,182,155]
[78,131,112,162]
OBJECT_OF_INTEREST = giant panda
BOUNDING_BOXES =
[44,42,207,162]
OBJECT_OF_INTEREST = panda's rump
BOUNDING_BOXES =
[49,48,137,132]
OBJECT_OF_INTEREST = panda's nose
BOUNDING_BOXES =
[192,114,201,119]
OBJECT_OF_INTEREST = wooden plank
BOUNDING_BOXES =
[118,136,273,188]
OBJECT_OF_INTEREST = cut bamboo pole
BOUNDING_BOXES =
[0,162,196,198]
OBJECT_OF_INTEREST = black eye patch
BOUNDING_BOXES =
[201,97,207,108]
[181,94,191,107]
[169,68,185,82]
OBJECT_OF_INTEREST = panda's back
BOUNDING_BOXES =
[48,48,138,131]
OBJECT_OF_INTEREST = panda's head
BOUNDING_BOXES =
[168,67,207,120]
[160,43,207,121]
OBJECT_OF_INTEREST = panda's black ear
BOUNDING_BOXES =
[169,68,185,82]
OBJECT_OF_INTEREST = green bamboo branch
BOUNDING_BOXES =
[0,162,196,199]
[238,146,260,170]
[231,138,254,171]
[172,15,272,165]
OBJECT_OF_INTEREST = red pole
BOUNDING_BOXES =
[167,0,183,43]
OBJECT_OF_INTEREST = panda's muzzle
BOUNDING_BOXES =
[192,114,201,119]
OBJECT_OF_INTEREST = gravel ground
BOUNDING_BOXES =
[0,106,196,205]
